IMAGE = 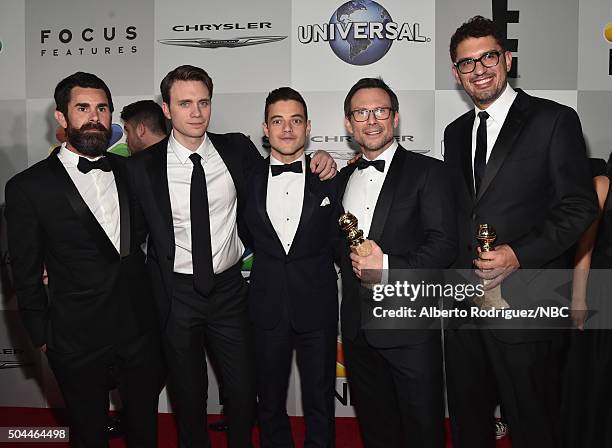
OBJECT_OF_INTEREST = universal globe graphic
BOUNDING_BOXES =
[605,23,612,43]
[329,0,393,65]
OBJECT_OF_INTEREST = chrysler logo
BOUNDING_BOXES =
[158,35,287,49]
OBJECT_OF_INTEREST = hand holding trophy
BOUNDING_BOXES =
[339,211,372,256]
[474,224,510,310]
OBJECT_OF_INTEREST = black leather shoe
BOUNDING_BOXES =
[209,418,229,432]
[107,414,123,439]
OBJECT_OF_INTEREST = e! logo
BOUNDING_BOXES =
[491,0,519,78]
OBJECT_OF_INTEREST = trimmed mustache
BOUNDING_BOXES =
[79,122,108,132]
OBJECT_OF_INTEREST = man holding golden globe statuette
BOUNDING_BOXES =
[337,77,457,448]
[474,224,510,310]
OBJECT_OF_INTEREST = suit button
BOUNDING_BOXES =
[471,213,476,220]
[167,255,172,261]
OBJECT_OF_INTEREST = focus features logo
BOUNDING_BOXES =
[160,21,287,49]
[298,0,429,66]
[39,26,138,57]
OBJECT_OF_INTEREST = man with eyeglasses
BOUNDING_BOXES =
[443,16,597,448]
[337,77,457,447]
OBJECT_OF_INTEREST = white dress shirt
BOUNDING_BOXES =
[167,131,243,274]
[57,144,120,252]
[343,141,399,269]
[471,83,517,186]
[266,155,306,254]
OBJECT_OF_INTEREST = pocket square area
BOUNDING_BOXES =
[320,197,331,206]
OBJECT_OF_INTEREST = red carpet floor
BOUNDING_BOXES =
[0,407,512,447]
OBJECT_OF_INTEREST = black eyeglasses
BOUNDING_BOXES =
[454,50,504,74]
[350,107,393,122]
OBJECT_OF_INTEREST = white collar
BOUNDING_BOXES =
[168,130,210,164]
[475,83,517,124]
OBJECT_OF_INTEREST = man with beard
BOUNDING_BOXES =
[443,16,597,447]
[4,72,163,447]
[337,77,456,447]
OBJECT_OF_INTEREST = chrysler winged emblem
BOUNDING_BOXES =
[158,35,287,49]
[0,361,32,369]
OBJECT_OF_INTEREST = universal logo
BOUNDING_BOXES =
[159,20,286,49]
[39,26,138,57]
[491,0,519,78]
[297,0,430,66]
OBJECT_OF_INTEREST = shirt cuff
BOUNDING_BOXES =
[381,254,389,284]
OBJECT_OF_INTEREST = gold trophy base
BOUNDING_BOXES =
[474,280,509,310]
[350,240,372,257]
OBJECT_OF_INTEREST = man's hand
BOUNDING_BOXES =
[346,152,362,166]
[570,296,587,331]
[310,150,337,180]
[473,244,520,289]
[350,240,383,282]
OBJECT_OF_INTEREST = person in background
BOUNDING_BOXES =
[564,156,611,447]
[120,100,168,154]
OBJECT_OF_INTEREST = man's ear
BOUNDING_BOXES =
[137,122,147,138]
[162,102,171,120]
[54,110,68,129]
[344,116,353,135]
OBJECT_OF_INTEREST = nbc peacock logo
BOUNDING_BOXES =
[336,340,346,378]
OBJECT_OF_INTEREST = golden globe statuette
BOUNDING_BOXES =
[475,224,510,310]
[339,212,372,256]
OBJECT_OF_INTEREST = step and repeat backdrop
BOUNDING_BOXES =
[0,0,611,417]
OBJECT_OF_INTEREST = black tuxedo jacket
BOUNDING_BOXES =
[4,149,156,353]
[444,89,598,341]
[242,157,340,332]
[444,89,597,271]
[338,146,457,348]
[127,133,263,327]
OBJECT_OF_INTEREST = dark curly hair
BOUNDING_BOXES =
[449,16,507,62]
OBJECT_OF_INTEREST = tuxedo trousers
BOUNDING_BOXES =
[254,316,337,448]
[163,264,256,448]
[343,331,444,448]
[444,328,566,448]
[47,330,164,448]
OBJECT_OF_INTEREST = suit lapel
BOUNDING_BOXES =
[460,110,476,199]
[288,157,318,256]
[368,148,406,242]
[148,138,174,245]
[476,91,526,203]
[254,159,286,254]
[338,163,357,210]
[108,155,130,258]
[47,149,119,259]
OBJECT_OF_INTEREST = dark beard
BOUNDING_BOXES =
[65,122,112,157]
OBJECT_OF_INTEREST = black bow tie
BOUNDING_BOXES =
[356,158,385,172]
[270,160,303,177]
[77,156,111,174]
